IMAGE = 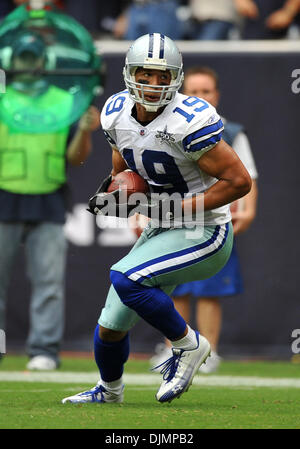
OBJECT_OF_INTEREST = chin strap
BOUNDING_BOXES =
[142,103,161,112]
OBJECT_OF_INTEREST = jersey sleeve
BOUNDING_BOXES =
[182,109,224,161]
[103,129,117,148]
[100,91,128,150]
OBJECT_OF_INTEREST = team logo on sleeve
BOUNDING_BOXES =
[155,126,175,144]
[207,114,219,124]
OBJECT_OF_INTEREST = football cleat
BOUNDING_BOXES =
[155,332,211,403]
[62,381,124,404]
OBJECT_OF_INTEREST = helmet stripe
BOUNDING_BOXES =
[159,34,165,59]
[148,33,154,58]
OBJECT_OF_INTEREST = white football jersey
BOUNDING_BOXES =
[101,90,231,225]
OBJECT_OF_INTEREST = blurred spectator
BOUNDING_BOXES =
[187,0,241,40]
[64,0,125,37]
[113,0,184,40]
[0,31,99,370]
[235,0,300,39]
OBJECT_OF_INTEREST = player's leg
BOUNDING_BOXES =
[62,227,155,404]
[25,222,66,369]
[150,292,191,370]
[63,223,232,404]
[110,223,233,402]
[94,227,184,400]
[0,223,24,336]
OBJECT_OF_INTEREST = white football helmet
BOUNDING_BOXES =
[123,33,184,112]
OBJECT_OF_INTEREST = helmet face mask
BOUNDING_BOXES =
[123,33,184,112]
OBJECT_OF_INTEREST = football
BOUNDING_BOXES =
[107,169,149,198]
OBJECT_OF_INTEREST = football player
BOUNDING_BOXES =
[62,33,251,405]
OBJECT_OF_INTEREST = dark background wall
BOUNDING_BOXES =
[5,49,300,359]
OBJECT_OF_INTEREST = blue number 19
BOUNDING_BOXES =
[173,96,209,123]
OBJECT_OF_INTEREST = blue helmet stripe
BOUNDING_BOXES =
[148,33,154,57]
[159,34,165,59]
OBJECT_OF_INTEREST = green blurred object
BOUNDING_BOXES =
[0,4,104,133]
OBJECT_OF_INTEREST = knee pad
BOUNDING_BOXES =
[110,270,144,309]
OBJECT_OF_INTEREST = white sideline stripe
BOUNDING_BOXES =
[0,371,300,388]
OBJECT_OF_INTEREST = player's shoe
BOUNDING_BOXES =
[61,381,124,404]
[150,343,173,373]
[155,332,210,403]
[198,350,222,374]
[26,355,57,371]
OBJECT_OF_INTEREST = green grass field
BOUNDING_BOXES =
[0,354,299,430]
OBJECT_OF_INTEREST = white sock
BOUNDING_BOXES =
[101,377,123,394]
[171,325,198,350]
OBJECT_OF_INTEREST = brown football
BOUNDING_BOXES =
[107,170,149,198]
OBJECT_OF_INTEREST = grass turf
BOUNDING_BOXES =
[0,355,299,430]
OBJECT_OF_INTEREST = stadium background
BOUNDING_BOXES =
[5,41,300,360]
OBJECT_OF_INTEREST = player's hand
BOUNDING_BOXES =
[87,190,137,217]
[96,174,113,194]
[87,191,181,222]
[87,190,118,216]
[79,106,100,132]
[86,174,112,214]
[87,173,137,217]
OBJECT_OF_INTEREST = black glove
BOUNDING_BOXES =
[88,176,183,223]
[95,174,112,194]
[87,189,138,217]
[87,174,113,215]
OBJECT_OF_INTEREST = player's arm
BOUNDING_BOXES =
[185,139,252,212]
[111,147,128,176]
